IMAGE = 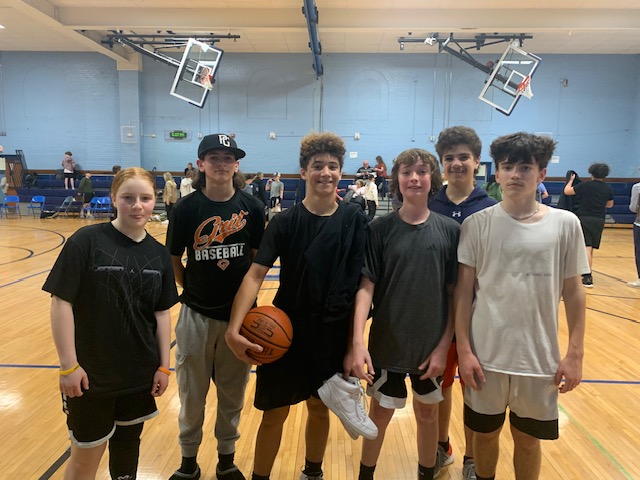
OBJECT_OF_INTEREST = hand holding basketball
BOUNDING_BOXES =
[240,306,293,364]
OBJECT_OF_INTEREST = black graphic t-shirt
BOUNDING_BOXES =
[166,189,265,320]
[43,223,179,397]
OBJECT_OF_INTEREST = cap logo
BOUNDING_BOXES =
[218,134,231,147]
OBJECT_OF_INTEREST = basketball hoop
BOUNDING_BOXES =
[199,66,213,91]
[517,75,533,99]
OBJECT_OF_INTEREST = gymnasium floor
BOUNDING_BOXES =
[1,216,639,479]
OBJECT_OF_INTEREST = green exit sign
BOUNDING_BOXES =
[169,130,188,139]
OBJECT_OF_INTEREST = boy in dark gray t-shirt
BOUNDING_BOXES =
[352,148,459,480]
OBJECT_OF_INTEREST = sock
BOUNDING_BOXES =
[303,459,323,475]
[178,456,198,474]
[438,438,450,452]
[252,474,269,480]
[417,463,435,480]
[463,455,474,464]
[108,423,144,480]
[218,452,235,471]
[358,463,376,480]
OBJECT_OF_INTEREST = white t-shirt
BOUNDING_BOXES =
[458,204,589,378]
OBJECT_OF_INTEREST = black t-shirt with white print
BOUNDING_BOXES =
[43,222,179,397]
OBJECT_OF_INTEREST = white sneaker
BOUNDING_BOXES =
[462,460,477,480]
[627,279,640,288]
[318,373,378,440]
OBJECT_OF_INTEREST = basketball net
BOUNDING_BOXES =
[199,67,213,91]
[517,76,533,99]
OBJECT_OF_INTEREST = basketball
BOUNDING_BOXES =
[240,306,293,364]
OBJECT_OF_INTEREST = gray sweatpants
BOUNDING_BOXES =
[175,304,250,457]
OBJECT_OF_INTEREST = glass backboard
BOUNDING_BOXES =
[478,41,541,116]
[170,39,224,108]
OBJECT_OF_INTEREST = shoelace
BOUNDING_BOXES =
[354,379,369,417]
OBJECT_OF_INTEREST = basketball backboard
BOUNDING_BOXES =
[170,39,224,108]
[478,41,541,116]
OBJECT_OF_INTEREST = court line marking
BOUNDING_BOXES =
[558,404,635,479]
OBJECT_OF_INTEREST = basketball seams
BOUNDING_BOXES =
[240,323,290,349]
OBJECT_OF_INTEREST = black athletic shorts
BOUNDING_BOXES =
[62,390,158,447]
[254,315,348,411]
[579,215,605,249]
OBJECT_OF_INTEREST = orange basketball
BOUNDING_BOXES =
[240,306,293,364]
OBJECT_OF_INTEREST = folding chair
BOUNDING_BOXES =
[1,195,22,218]
[26,195,46,217]
[93,197,112,218]
[54,196,74,218]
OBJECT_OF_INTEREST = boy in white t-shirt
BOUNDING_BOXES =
[454,132,589,480]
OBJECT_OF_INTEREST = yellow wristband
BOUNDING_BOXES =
[60,363,80,376]
[157,366,172,376]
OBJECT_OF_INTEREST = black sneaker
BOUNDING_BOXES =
[582,274,593,288]
[216,465,245,480]
[169,465,201,480]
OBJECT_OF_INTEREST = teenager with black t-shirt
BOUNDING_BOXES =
[166,134,265,480]
[44,167,178,480]
[226,132,369,480]
[563,162,614,287]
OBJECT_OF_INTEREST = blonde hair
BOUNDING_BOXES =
[163,172,173,182]
[111,167,157,199]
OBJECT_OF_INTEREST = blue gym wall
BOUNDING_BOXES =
[0,50,638,177]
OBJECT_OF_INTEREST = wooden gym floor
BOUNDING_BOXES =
[1,216,639,479]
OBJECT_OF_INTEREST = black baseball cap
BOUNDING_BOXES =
[198,134,246,159]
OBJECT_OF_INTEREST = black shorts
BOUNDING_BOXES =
[367,369,443,409]
[254,315,348,411]
[62,390,158,448]
[82,193,95,204]
[64,172,75,179]
[579,215,605,249]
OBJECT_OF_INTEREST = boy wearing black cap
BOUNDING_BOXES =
[167,134,265,480]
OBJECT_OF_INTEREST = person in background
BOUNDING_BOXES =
[163,172,178,218]
[62,151,77,190]
[363,175,379,220]
[248,172,265,206]
[481,174,502,201]
[184,162,195,176]
[356,160,375,180]
[267,173,284,213]
[180,169,195,198]
[44,167,178,480]
[537,182,550,204]
[431,125,496,480]
[627,179,640,288]
[563,163,614,288]
[373,156,388,198]
[78,172,95,219]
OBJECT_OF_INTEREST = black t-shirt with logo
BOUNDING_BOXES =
[43,223,179,397]
[166,189,265,320]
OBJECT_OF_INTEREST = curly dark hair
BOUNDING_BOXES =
[299,132,346,169]
[489,132,556,169]
[588,162,610,179]
[389,148,442,203]
[435,126,482,159]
